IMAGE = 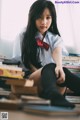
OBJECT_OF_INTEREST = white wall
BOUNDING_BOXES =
[0,0,1,38]
[0,0,36,58]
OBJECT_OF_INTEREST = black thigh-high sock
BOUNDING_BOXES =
[59,67,80,94]
[39,63,75,108]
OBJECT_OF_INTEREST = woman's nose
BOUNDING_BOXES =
[41,18,47,25]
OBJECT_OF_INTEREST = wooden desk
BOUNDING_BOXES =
[0,109,80,120]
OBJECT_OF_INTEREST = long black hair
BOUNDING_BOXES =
[21,0,60,69]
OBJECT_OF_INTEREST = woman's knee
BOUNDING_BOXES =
[41,63,56,74]
[45,63,56,68]
[63,67,71,75]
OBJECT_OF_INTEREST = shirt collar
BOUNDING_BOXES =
[35,31,48,40]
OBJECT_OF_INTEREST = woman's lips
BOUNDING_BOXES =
[40,26,47,29]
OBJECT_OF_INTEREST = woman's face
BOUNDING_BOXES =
[35,8,52,35]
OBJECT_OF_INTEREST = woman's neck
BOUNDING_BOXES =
[42,31,47,41]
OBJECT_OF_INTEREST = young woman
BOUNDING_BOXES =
[21,0,80,108]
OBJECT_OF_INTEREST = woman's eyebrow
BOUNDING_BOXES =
[46,15,52,17]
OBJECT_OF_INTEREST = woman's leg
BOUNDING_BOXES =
[39,63,75,108]
[28,67,66,94]
[28,68,42,85]
[59,67,80,93]
[28,68,44,93]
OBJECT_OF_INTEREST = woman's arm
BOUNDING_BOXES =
[52,46,65,83]
[52,46,66,94]
[52,46,62,67]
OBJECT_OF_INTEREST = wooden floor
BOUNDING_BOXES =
[0,108,80,120]
[0,104,80,120]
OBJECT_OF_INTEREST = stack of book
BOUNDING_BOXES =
[21,95,50,106]
[0,64,24,79]
[66,95,80,104]
[62,56,80,77]
[5,78,38,95]
[0,60,38,109]
[0,57,38,95]
[0,98,22,110]
[0,87,22,109]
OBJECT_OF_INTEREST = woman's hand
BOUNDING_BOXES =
[55,66,65,84]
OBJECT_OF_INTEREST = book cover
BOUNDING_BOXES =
[23,105,80,116]
[0,64,24,79]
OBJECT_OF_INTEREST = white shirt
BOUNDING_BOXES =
[35,31,68,66]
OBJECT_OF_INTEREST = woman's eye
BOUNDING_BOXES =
[46,16,51,19]
[37,16,51,20]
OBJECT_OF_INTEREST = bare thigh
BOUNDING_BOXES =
[29,68,66,95]
[28,68,42,85]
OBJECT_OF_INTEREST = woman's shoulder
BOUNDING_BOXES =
[46,31,61,41]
